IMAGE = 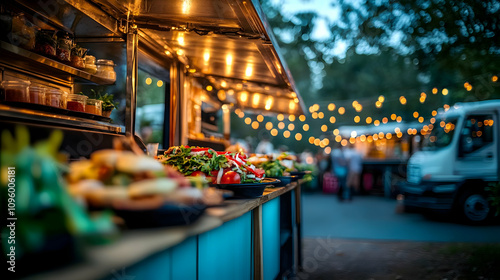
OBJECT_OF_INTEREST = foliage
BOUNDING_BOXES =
[486,182,500,216]
[247,0,500,154]
[97,92,118,111]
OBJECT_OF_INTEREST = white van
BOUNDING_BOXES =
[402,100,500,223]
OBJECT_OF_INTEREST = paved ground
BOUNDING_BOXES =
[302,193,500,242]
[299,193,500,279]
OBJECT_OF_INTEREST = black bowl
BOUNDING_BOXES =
[211,178,280,198]
[289,171,312,179]
[114,203,206,229]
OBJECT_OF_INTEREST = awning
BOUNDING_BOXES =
[65,0,305,115]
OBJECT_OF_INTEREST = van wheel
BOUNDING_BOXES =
[459,191,491,224]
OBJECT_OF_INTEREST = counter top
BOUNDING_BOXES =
[27,183,298,280]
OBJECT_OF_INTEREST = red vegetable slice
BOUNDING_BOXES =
[221,171,241,184]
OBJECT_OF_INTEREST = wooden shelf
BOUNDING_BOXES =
[0,41,115,85]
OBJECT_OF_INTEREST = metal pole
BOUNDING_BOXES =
[125,24,138,136]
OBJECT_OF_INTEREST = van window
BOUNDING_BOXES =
[459,114,494,155]
[422,117,458,150]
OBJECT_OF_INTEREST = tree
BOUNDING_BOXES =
[329,0,500,100]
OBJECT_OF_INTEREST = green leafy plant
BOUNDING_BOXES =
[486,182,500,216]
[94,90,118,111]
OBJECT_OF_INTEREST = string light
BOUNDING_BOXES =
[366,117,372,124]
[257,115,264,122]
[328,103,336,111]
[330,116,336,123]
[289,115,296,121]
[251,121,259,129]
[399,96,407,105]
[299,115,306,122]
[303,124,309,131]
[277,114,284,121]
[265,122,273,130]
[288,123,295,130]
[338,107,345,115]
[321,125,328,132]
[244,117,251,124]
[278,122,285,129]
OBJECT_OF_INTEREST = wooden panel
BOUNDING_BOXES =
[198,212,252,280]
[262,198,280,280]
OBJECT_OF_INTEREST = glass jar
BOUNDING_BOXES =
[56,31,72,62]
[45,88,67,108]
[84,55,97,74]
[85,98,102,115]
[66,94,87,112]
[35,29,57,57]
[29,85,46,105]
[11,13,35,51]
[0,80,30,103]
[96,59,116,82]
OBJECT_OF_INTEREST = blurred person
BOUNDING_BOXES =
[345,145,363,195]
[316,149,330,191]
[255,134,274,155]
[330,142,349,201]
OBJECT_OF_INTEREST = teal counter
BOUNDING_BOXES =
[28,181,302,280]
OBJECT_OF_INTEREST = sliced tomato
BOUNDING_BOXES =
[190,171,206,177]
[221,171,241,184]
[244,165,265,178]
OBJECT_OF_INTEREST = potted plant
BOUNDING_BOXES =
[98,92,118,118]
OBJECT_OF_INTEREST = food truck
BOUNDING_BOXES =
[402,101,500,224]
[0,0,306,279]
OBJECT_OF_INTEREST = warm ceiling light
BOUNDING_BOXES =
[203,52,210,62]
[245,65,253,77]
[240,92,248,102]
[252,93,260,106]
[220,81,227,88]
[226,54,233,66]
[182,0,192,14]
[177,35,185,46]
